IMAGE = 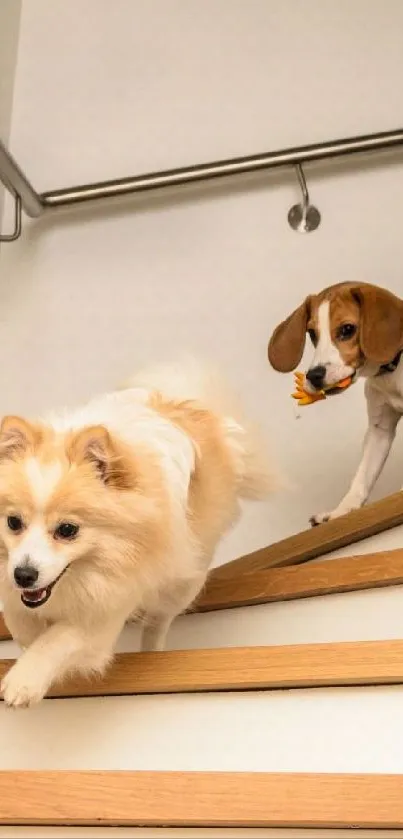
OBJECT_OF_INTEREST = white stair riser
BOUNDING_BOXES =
[0,686,401,772]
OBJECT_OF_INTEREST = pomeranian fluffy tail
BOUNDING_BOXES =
[123,358,277,501]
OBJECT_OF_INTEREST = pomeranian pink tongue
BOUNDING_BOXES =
[22,587,47,602]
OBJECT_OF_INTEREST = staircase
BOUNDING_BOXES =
[0,494,403,835]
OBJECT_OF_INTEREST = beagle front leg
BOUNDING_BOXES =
[311,397,400,526]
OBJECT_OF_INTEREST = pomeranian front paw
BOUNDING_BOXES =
[1,664,48,708]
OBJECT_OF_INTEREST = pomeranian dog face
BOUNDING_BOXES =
[0,416,161,610]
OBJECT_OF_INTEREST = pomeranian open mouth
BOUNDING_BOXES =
[20,568,67,609]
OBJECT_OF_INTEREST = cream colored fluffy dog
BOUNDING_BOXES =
[0,361,271,707]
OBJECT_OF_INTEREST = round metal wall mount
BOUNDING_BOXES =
[288,164,321,233]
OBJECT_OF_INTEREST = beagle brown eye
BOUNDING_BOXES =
[7,515,23,533]
[338,323,357,341]
[308,328,317,346]
[54,522,79,541]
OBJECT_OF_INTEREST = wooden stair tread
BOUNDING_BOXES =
[0,771,402,827]
[211,491,403,580]
[1,548,403,641]
[197,548,403,611]
[1,639,403,698]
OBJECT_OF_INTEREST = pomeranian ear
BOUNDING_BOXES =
[0,416,40,460]
[68,425,135,489]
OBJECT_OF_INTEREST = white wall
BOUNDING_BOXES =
[0,0,20,143]
[1,4,403,830]
[2,0,403,560]
[0,0,21,227]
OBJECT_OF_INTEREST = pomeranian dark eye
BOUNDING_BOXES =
[7,515,24,533]
[54,522,80,541]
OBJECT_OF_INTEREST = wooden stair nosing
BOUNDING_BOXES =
[0,771,402,827]
[2,548,403,639]
[196,548,403,611]
[1,639,403,699]
[211,491,403,581]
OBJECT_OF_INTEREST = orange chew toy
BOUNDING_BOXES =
[292,371,352,406]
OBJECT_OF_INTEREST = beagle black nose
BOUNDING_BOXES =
[306,365,326,390]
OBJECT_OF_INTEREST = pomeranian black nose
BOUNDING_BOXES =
[14,564,39,588]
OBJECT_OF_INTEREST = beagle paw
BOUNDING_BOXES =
[309,512,331,527]
[310,501,361,527]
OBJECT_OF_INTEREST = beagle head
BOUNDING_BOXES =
[268,282,403,392]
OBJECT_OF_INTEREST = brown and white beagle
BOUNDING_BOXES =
[268,282,403,525]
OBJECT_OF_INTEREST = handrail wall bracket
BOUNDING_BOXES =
[287,164,321,233]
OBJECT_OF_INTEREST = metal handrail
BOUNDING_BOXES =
[1,128,403,231]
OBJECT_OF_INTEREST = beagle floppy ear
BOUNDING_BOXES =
[268,297,311,372]
[353,285,403,364]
